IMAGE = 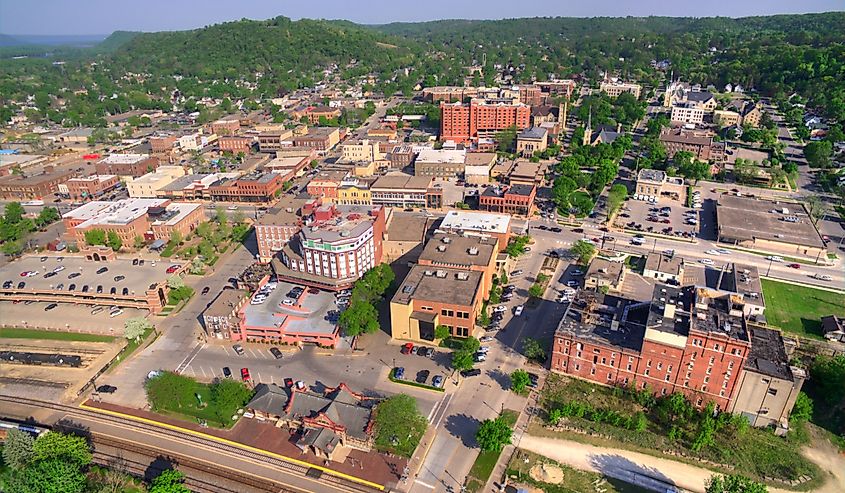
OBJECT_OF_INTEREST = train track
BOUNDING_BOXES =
[91,435,294,493]
[0,395,381,493]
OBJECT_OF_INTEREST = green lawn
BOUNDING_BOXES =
[0,327,115,343]
[149,376,248,429]
[466,410,519,492]
[761,279,845,339]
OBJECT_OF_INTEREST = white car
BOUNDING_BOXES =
[812,274,833,281]
[699,258,715,265]
[474,353,487,362]
[52,265,66,273]
[479,336,494,343]
[281,299,295,306]
[765,256,784,262]
[563,287,576,296]
[705,249,721,255]
[513,305,524,316]
[227,205,239,211]
[477,346,491,354]
[715,249,731,255]
[109,309,124,318]
[557,296,571,304]
[571,269,584,276]
[565,280,578,287]
[25,271,39,277]
[493,305,508,313]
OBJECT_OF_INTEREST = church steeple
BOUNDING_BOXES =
[582,105,592,146]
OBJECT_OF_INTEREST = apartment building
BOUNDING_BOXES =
[257,129,294,153]
[65,175,120,202]
[306,169,349,203]
[599,81,642,99]
[341,139,383,162]
[218,136,255,154]
[202,288,249,340]
[211,118,240,136]
[659,128,719,161]
[670,103,706,125]
[478,184,536,216]
[63,198,203,244]
[422,86,479,103]
[440,99,531,144]
[0,165,79,200]
[96,154,160,178]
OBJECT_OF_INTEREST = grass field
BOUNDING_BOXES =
[0,327,115,343]
[761,279,845,339]
[506,449,651,493]
[465,409,519,492]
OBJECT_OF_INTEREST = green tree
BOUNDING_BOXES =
[338,300,379,336]
[35,207,60,228]
[124,317,152,342]
[4,201,25,224]
[209,378,254,422]
[166,275,185,290]
[195,221,213,240]
[148,469,191,493]
[790,392,813,422]
[214,206,228,226]
[475,416,513,452]
[570,240,596,265]
[84,228,107,246]
[705,474,768,493]
[510,369,530,394]
[133,235,146,249]
[434,324,451,340]
[31,432,91,466]
[528,283,544,298]
[451,351,475,372]
[373,394,427,457]
[495,125,518,153]
[803,140,832,168]
[2,428,35,469]
[810,355,845,405]
[145,371,194,410]
[107,230,123,251]
[6,457,86,493]
[523,337,546,362]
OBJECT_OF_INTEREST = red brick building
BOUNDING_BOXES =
[551,286,752,411]
[96,154,160,178]
[218,136,255,154]
[149,135,178,156]
[440,100,531,144]
[207,172,285,203]
[306,169,349,201]
[0,166,79,200]
[65,175,120,202]
[211,118,241,136]
[478,184,536,216]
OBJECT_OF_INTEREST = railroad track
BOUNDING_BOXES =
[92,435,294,493]
[0,395,381,493]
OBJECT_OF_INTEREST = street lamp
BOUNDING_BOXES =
[766,258,774,277]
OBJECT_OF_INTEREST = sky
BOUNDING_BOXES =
[0,0,842,35]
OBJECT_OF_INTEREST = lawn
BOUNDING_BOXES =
[506,449,651,493]
[0,327,115,343]
[534,374,823,488]
[146,372,253,428]
[761,279,845,339]
[465,409,519,492]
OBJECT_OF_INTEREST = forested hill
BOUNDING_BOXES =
[105,17,415,80]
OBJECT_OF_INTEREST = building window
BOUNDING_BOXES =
[665,374,671,382]
[574,364,580,371]
[657,362,663,370]
[626,364,632,371]
[590,367,596,375]
[644,369,650,376]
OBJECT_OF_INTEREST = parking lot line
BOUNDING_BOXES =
[256,371,263,383]
[248,348,259,359]
[199,366,207,378]
[222,346,231,357]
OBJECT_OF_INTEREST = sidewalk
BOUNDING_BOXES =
[482,388,537,492]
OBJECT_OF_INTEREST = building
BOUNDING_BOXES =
[275,205,386,291]
[418,233,498,300]
[659,128,719,162]
[96,154,160,178]
[386,144,416,169]
[156,173,235,201]
[505,160,546,186]
[202,288,249,339]
[370,174,443,209]
[382,211,438,264]
[341,140,383,162]
[439,99,531,144]
[422,86,478,103]
[516,127,549,157]
[551,285,753,411]
[179,132,216,151]
[663,83,716,111]
[254,202,305,263]
[206,172,285,203]
[264,155,312,182]
[335,177,374,206]
[63,198,204,244]
[0,165,79,200]
[730,327,806,431]
[218,136,255,154]
[713,110,741,128]
[670,103,706,125]
[821,315,845,343]
[643,252,685,284]
[413,148,467,178]
[463,153,497,185]
[149,134,178,157]
[306,169,349,203]
[245,382,375,461]
[438,210,511,251]
[257,129,294,153]
[583,124,622,147]
[390,265,485,342]
[534,80,578,100]
[127,166,187,198]
[64,175,120,202]
[716,195,827,260]
[599,81,642,99]
[292,127,341,152]
[296,105,342,124]
[635,169,686,201]
[584,258,625,292]
[210,118,240,136]
[479,184,536,216]
[740,102,763,128]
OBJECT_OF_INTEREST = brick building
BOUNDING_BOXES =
[65,175,120,202]
[440,99,531,144]
[211,118,241,136]
[479,184,536,216]
[96,154,160,178]
[218,136,255,154]
[148,134,178,156]
[659,128,723,162]
[202,288,249,339]
[370,174,443,210]
[207,172,285,203]
[255,205,304,263]
[293,127,341,152]
[0,166,79,200]
[306,169,349,203]
[63,198,204,244]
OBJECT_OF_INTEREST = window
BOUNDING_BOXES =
[709,356,715,365]
[665,374,671,382]
[706,367,712,375]
[657,362,663,370]
[574,364,580,371]
[647,360,652,368]
[704,377,710,384]
[607,373,613,381]
[590,367,596,375]
[601,357,606,365]
[626,364,632,371]
[728,361,734,370]
[644,369,650,376]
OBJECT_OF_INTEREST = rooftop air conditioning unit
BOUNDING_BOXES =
[435,270,447,278]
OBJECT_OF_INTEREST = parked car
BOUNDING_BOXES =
[513,305,524,316]
[269,347,284,359]
[222,367,232,378]
[393,367,405,380]
[52,265,65,273]
[68,272,81,279]
[17,281,25,289]
[44,272,56,278]
[493,305,507,313]
[510,270,523,276]
[422,347,435,358]
[233,344,245,355]
[240,368,251,381]
[96,385,117,394]
[202,286,210,295]
[401,342,414,355]
[460,369,482,377]
[45,303,58,311]
[109,309,123,317]
[699,258,715,265]
[166,265,180,274]
[480,336,494,343]
[96,267,108,274]
[432,375,445,388]
[416,370,430,384]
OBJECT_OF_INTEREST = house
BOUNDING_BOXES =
[821,315,845,343]
[643,252,684,284]
[245,382,376,461]
[584,257,625,292]
[516,127,548,157]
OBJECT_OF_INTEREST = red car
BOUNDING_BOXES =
[240,368,251,381]
[401,342,414,355]
[284,377,294,388]
[787,263,801,269]
[166,265,180,274]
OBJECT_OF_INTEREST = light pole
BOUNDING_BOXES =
[766,258,774,277]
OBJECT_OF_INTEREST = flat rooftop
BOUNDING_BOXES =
[371,174,433,191]
[204,288,248,318]
[646,285,693,338]
[644,253,684,276]
[241,281,338,336]
[301,205,380,244]
[518,127,548,140]
[419,233,497,268]
[464,153,497,167]
[63,198,168,226]
[692,287,749,342]
[717,195,825,249]
[638,169,667,183]
[556,291,645,352]
[392,265,482,307]
[416,148,466,164]
[99,153,149,164]
[385,211,436,243]
[439,210,510,235]
[725,263,765,307]
[481,184,534,198]
[744,326,794,381]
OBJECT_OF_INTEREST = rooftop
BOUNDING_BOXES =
[392,265,483,307]
[300,204,381,245]
[646,284,693,338]
[63,198,168,226]
[99,153,150,165]
[370,174,433,191]
[556,291,645,352]
[725,263,765,307]
[744,326,795,381]
[659,128,713,146]
[419,233,497,269]
[204,288,248,318]
[691,287,749,342]
[416,148,466,164]
[716,195,825,249]
[463,152,497,167]
[385,211,437,243]
[439,210,510,235]
[637,168,667,184]
[481,184,535,198]
[586,257,625,284]
[644,252,684,276]
[518,127,548,140]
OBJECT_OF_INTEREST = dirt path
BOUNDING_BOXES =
[800,430,845,493]
[518,435,804,493]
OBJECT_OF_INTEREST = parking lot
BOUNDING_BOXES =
[615,196,704,240]
[241,280,339,342]
[0,301,146,334]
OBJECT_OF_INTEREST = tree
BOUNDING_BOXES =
[84,228,107,246]
[790,392,813,422]
[495,125,518,153]
[435,325,451,340]
[451,351,475,372]
[373,394,427,457]
[169,230,183,247]
[523,337,546,362]
[809,355,845,405]
[209,378,253,422]
[528,283,544,298]
[124,317,152,342]
[803,140,832,168]
[107,230,123,252]
[338,300,379,337]
[166,275,185,290]
[510,369,530,394]
[606,184,628,219]
[145,371,194,410]
[705,474,768,493]
[475,416,513,452]
[133,235,146,249]
[570,240,596,265]
[2,428,35,469]
[214,206,228,226]
[148,469,191,493]
[30,432,91,466]
[4,201,25,224]
[231,210,245,224]
[802,195,826,224]
[35,207,60,228]
[6,457,87,493]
